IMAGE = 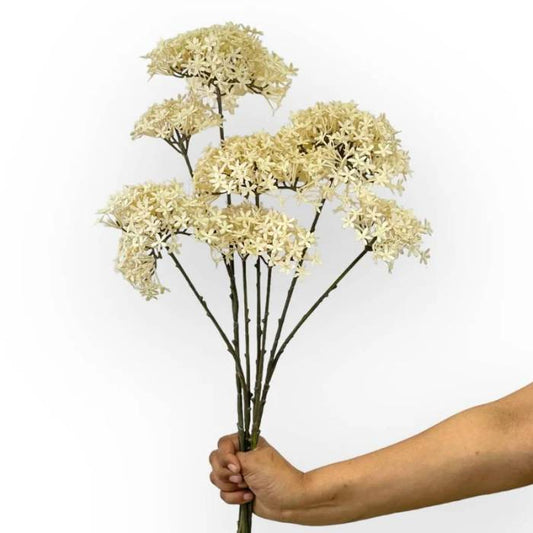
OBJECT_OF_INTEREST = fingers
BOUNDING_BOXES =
[209,434,249,493]
[209,433,271,500]
[209,471,247,492]
[217,433,241,472]
[209,450,240,482]
[220,489,254,505]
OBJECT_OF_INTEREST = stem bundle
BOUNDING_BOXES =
[165,91,374,533]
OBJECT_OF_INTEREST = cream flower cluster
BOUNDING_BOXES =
[194,101,411,204]
[100,181,315,298]
[131,94,221,141]
[278,101,411,198]
[191,203,315,272]
[101,24,430,299]
[99,181,199,299]
[193,132,334,197]
[341,187,432,271]
[144,22,297,110]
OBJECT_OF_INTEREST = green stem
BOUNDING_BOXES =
[276,238,376,363]
[225,255,254,533]
[215,85,225,145]
[235,375,245,451]
[164,137,194,178]
[262,196,328,386]
[214,83,231,207]
[253,255,262,411]
[241,257,252,437]
[168,252,234,359]
[257,241,375,432]
[224,259,250,441]
[251,265,272,448]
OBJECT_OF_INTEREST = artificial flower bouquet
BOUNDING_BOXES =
[99,22,431,533]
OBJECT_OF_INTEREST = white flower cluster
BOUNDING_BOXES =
[131,94,221,140]
[99,181,199,299]
[341,187,431,271]
[100,182,315,298]
[101,24,431,299]
[278,101,411,199]
[144,22,297,111]
[193,101,430,271]
[193,132,333,197]
[192,203,315,272]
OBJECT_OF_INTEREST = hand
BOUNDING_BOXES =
[208,433,307,522]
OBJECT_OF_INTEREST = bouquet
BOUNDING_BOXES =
[99,22,431,532]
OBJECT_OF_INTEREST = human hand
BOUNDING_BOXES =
[208,433,307,522]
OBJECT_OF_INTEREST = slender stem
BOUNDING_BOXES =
[214,83,231,207]
[266,194,328,369]
[214,85,225,144]
[235,375,245,451]
[254,255,262,404]
[251,196,329,436]
[260,267,273,370]
[224,258,251,434]
[251,265,272,448]
[164,137,194,178]
[251,193,263,447]
[257,240,375,432]
[180,145,194,177]
[224,256,254,533]
[167,252,233,356]
[209,82,252,533]
[275,238,376,362]
[241,257,252,436]
[168,251,249,405]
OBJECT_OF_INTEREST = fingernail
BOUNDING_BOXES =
[229,475,242,483]
[243,492,253,501]
[228,463,239,473]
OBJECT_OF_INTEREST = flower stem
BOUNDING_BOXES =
[254,194,329,428]
[164,136,194,178]
[251,265,272,448]
[267,191,329,363]
[168,252,234,358]
[253,255,262,412]
[215,85,225,145]
[241,257,252,437]
[225,255,254,533]
[214,84,232,207]
[257,229,375,444]
[275,238,376,363]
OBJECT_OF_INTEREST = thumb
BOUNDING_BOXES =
[236,449,254,476]
[236,438,270,476]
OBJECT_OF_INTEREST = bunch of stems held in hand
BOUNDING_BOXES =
[167,90,375,532]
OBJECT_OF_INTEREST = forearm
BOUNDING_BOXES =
[290,393,533,525]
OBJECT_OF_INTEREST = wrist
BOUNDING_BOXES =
[282,463,361,525]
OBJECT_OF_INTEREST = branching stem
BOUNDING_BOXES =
[164,137,194,178]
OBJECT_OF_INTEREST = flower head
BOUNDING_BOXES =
[144,22,297,110]
[194,132,335,198]
[190,202,315,272]
[278,101,411,196]
[341,187,432,271]
[99,181,202,298]
[131,93,221,141]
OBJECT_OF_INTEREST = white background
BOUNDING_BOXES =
[1,0,532,531]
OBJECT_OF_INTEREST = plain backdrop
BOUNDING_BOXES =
[1,0,532,531]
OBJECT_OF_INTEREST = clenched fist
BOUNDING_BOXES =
[208,434,307,522]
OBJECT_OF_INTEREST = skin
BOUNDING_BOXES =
[208,382,533,525]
